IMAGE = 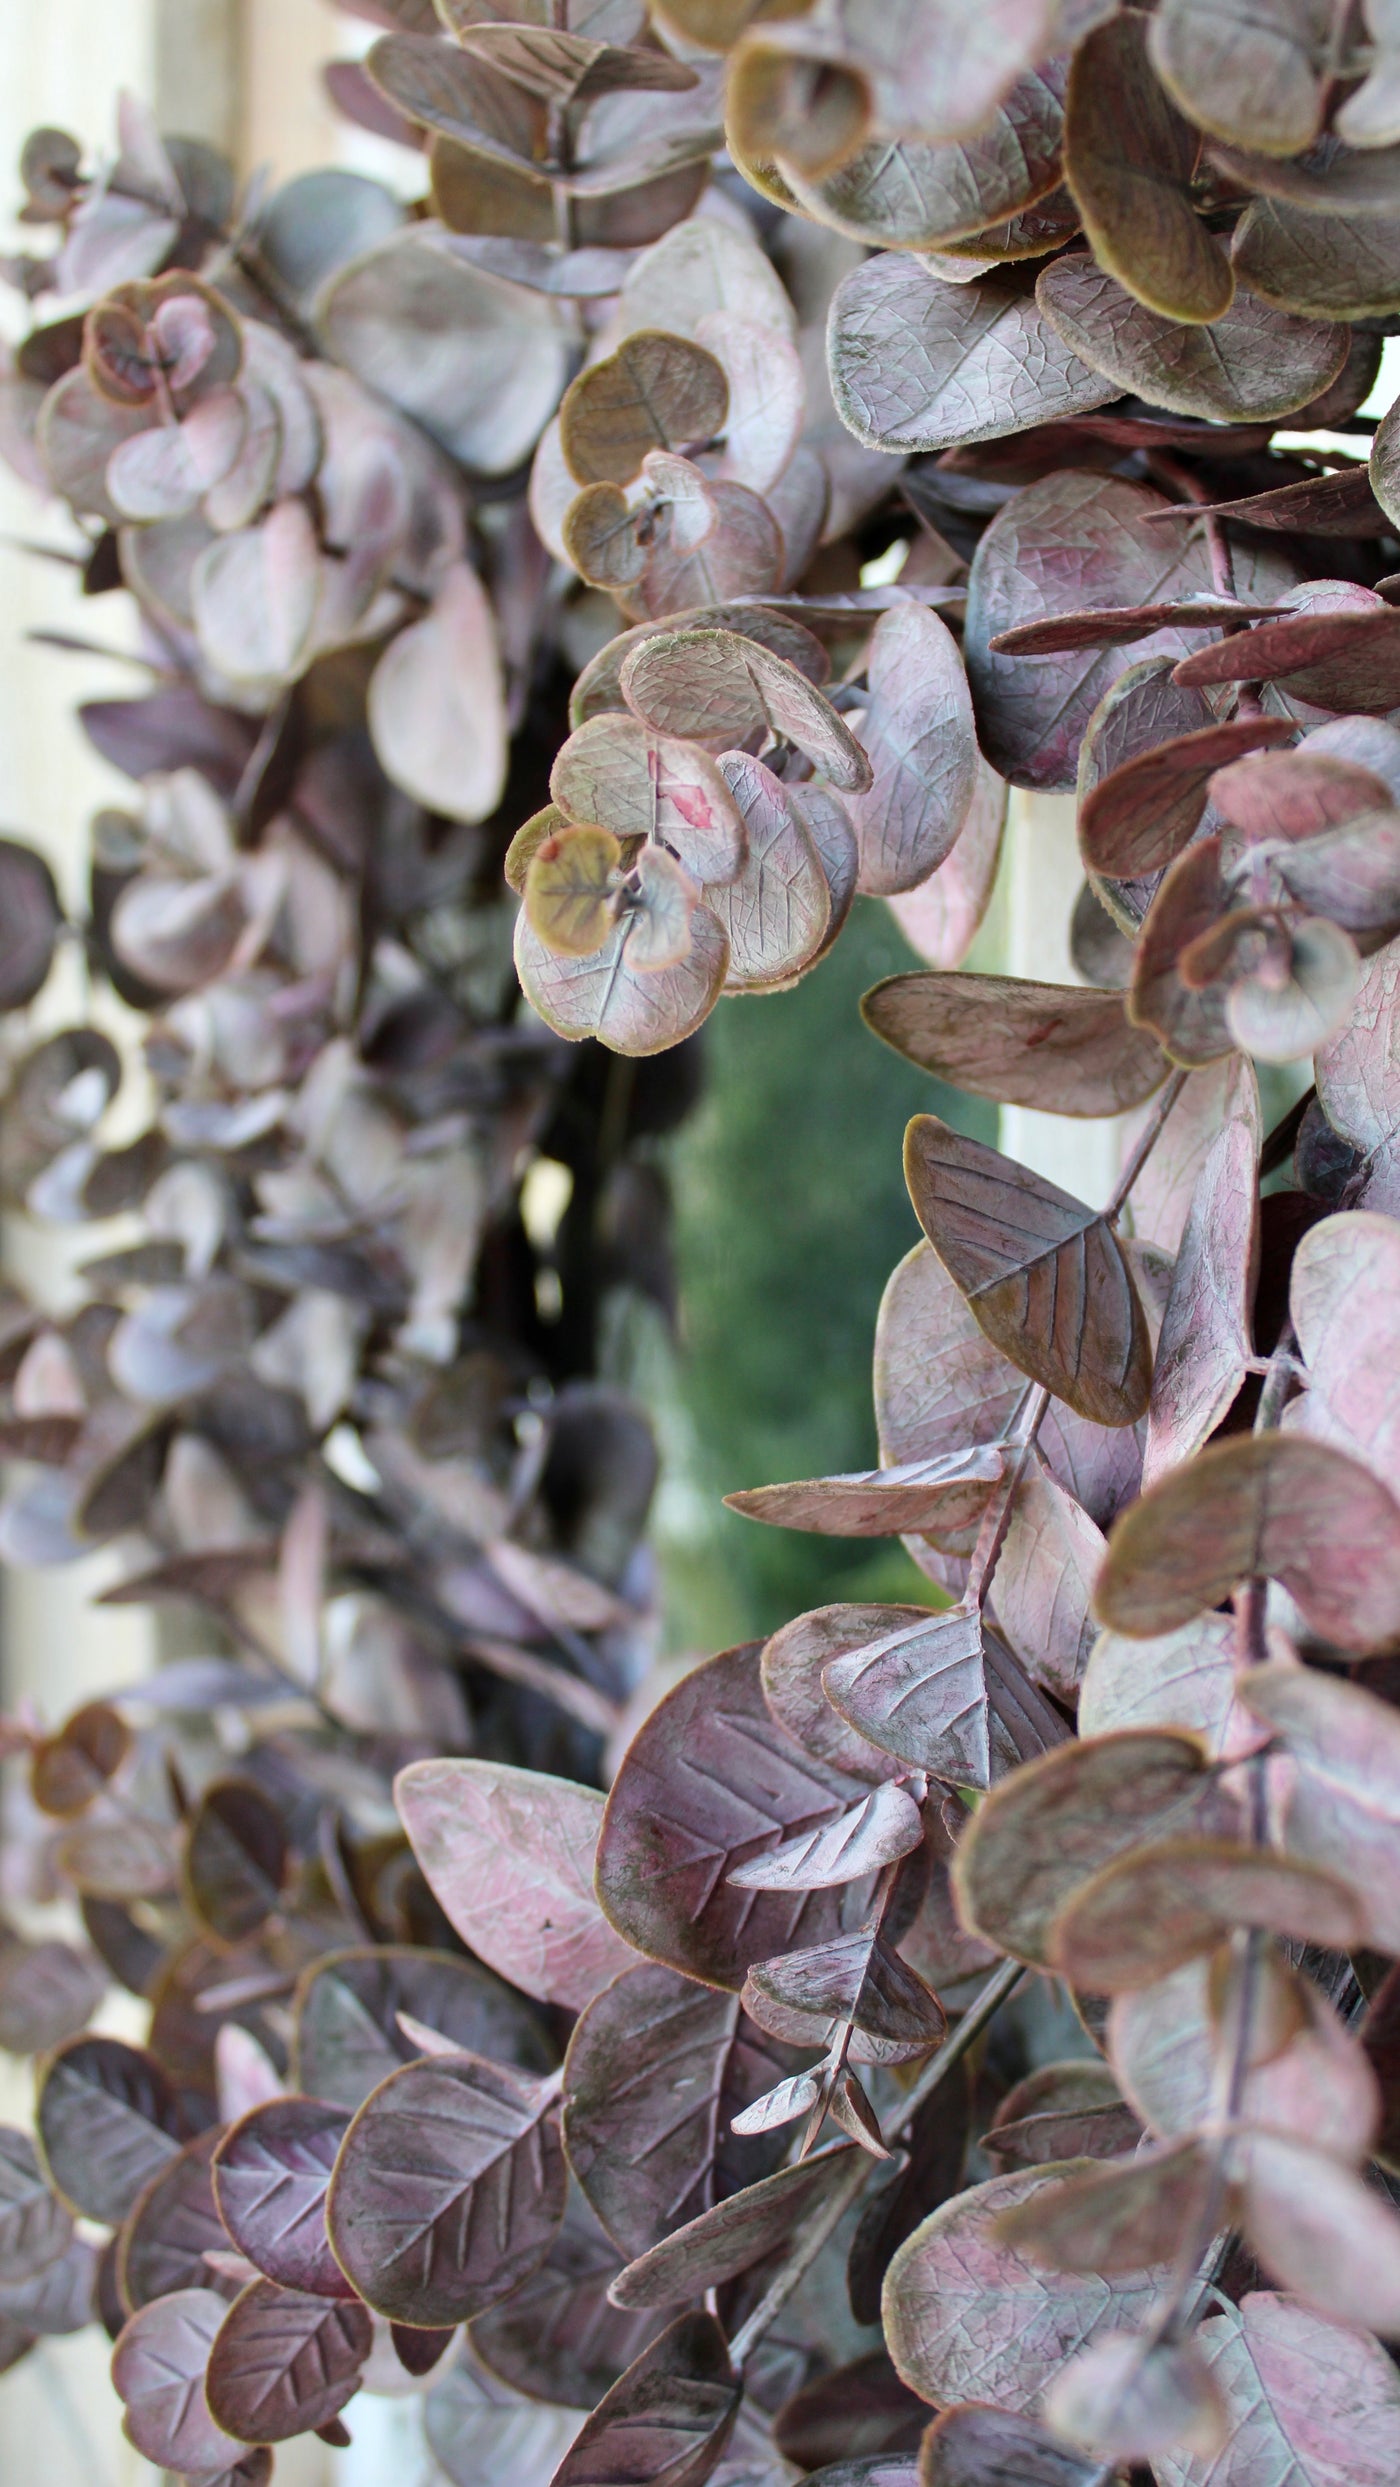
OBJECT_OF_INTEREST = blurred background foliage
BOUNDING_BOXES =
[636,898,997,1652]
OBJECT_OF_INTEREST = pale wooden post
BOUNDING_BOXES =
[998,788,1125,1206]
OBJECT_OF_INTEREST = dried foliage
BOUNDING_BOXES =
[3,5,1400,2485]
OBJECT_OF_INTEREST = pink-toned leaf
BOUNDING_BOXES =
[1048,1837,1364,1992]
[368,559,507,824]
[1153,2292,1400,2487]
[953,1729,1235,1966]
[112,2286,246,2473]
[394,1758,635,2013]
[1097,1433,1400,1647]
[1144,1116,1259,1484]
[883,2163,1165,2412]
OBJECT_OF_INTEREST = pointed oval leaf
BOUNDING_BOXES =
[822,1602,998,1790]
[725,1448,1005,1544]
[326,2049,566,2325]
[594,1641,883,1990]
[394,1759,637,2013]
[608,2145,859,2310]
[549,2309,741,2487]
[864,975,1166,1118]
[727,1781,924,1889]
[1096,1432,1400,1647]
[749,1928,945,2049]
[211,2099,354,2300]
[1173,603,1400,714]
[762,1606,915,1784]
[904,1115,1152,1427]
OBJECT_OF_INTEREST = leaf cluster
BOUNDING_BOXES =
[7,5,1400,2486]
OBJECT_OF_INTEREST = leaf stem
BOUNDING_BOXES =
[727,1955,1025,2368]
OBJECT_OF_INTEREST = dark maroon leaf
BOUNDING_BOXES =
[1174,604,1400,715]
[863,974,1166,1117]
[608,2145,860,2310]
[903,1115,1152,1427]
[594,1642,882,1991]
[0,2128,71,2285]
[846,2056,969,2326]
[184,1778,289,1948]
[205,2278,373,2442]
[773,2351,928,2469]
[117,2129,234,2313]
[921,2402,1103,2484]
[37,2034,185,2226]
[1146,463,1389,539]
[965,472,1291,792]
[562,1961,812,2258]
[472,2184,664,2407]
[325,2048,566,2325]
[211,2098,356,2300]
[291,1944,554,2110]
[548,2310,741,2487]
[0,839,62,1009]
[1080,713,1294,881]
